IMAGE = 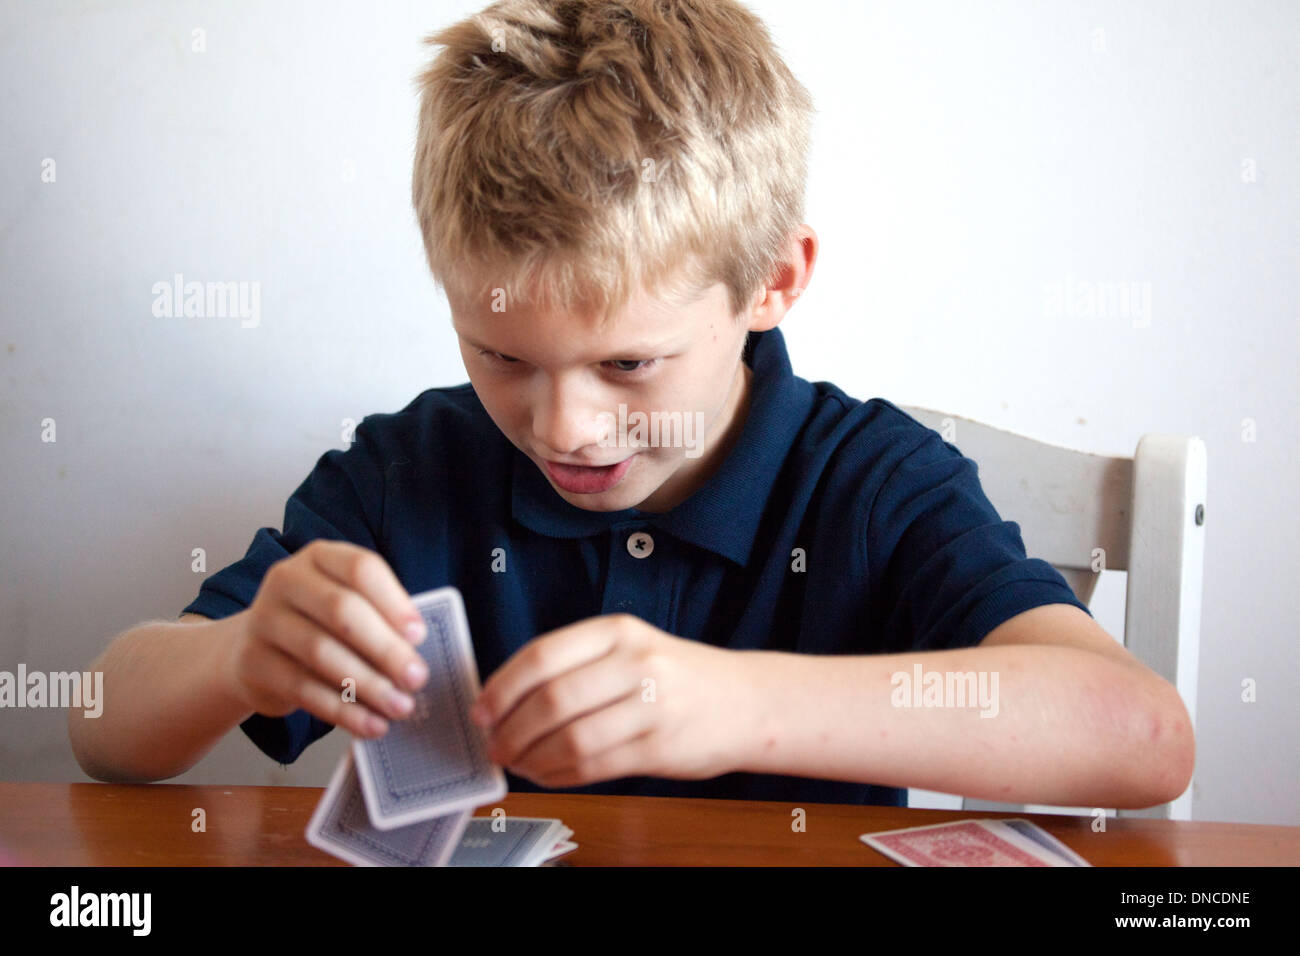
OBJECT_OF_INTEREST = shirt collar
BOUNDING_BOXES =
[509,326,814,567]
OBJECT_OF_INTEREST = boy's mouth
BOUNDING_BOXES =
[543,455,636,494]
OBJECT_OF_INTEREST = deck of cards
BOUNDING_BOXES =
[861,818,1092,867]
[305,586,576,866]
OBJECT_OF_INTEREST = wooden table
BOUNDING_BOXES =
[2,782,1297,866]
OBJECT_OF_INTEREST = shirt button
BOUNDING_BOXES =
[626,531,654,558]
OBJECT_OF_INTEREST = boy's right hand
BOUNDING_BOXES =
[224,539,431,738]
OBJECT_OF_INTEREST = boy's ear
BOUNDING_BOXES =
[747,225,818,333]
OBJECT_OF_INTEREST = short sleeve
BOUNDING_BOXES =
[181,418,388,765]
[865,427,1092,654]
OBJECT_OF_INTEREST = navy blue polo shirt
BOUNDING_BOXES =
[183,326,1090,806]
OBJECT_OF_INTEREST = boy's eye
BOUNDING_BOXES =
[477,349,656,375]
[608,358,650,372]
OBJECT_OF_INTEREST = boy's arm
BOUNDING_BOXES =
[735,602,1195,809]
[67,613,256,784]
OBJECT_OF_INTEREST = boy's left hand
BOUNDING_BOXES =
[469,613,757,788]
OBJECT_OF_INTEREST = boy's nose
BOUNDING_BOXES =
[530,381,608,458]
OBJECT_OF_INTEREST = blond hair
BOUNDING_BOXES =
[411,0,814,326]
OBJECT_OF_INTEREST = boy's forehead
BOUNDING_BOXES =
[449,280,730,355]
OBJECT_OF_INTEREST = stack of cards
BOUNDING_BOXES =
[305,587,576,866]
[860,818,1091,867]
[448,816,576,867]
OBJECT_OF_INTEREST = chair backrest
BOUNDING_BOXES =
[897,406,1206,821]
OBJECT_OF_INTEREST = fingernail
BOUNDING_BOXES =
[366,714,389,736]
[404,619,427,644]
[405,659,429,690]
[388,689,415,716]
[470,703,488,725]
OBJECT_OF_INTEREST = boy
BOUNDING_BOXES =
[69,0,1193,810]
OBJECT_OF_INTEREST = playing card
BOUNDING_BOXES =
[446,816,569,867]
[305,749,471,867]
[860,819,1074,867]
[994,818,1092,866]
[544,840,578,861]
[541,826,575,860]
[352,586,506,830]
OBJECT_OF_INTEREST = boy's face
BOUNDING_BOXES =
[448,279,761,514]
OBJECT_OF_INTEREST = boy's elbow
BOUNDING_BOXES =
[72,747,168,785]
[67,708,169,784]
[1160,702,1197,806]
[1126,688,1196,808]
[67,710,117,783]
[67,708,103,780]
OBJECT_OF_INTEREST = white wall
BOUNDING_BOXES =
[1,0,1295,825]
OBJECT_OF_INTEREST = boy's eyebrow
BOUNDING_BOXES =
[458,331,688,359]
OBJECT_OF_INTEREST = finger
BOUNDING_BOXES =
[508,688,651,782]
[488,653,641,767]
[307,540,427,643]
[275,553,430,694]
[251,642,392,738]
[526,723,658,790]
[266,606,417,722]
[476,617,623,728]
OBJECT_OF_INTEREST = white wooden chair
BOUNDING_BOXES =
[898,406,1206,821]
